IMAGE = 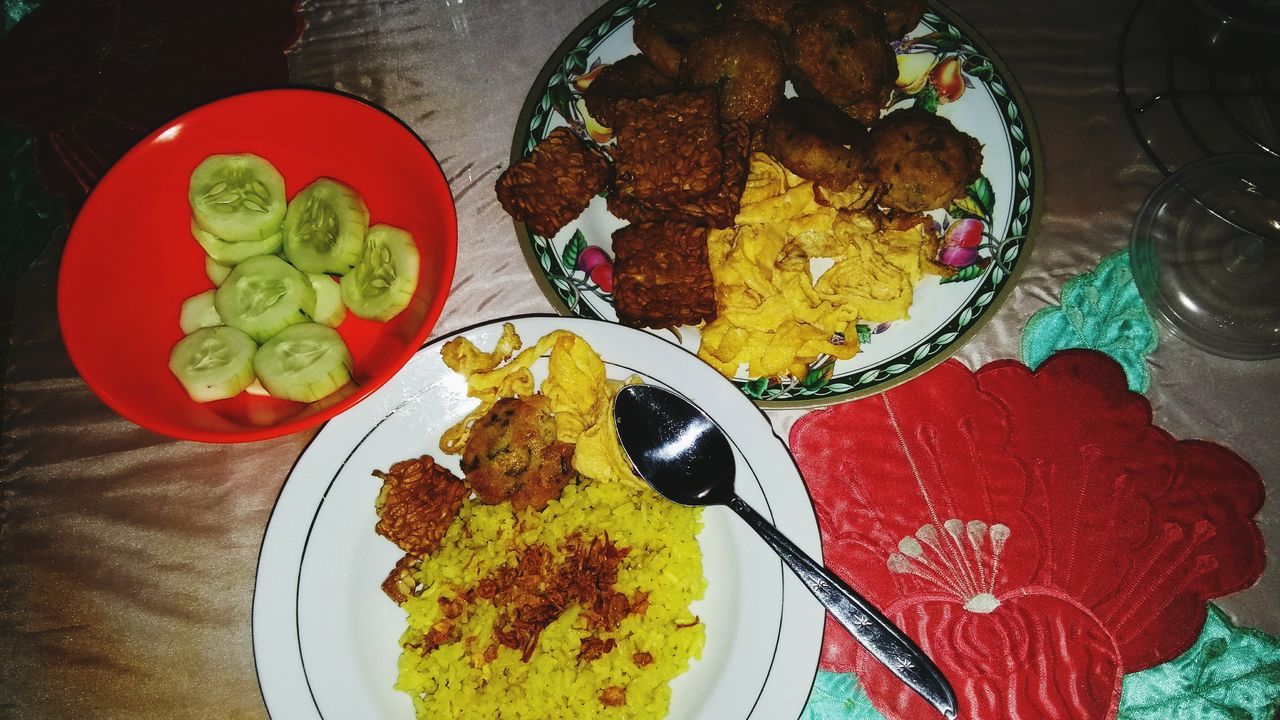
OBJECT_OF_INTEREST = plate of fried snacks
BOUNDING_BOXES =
[253,316,825,719]
[498,0,1041,406]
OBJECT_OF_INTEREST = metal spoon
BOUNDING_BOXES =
[613,384,959,719]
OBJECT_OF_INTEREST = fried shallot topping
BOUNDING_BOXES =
[486,533,635,662]
[579,636,617,662]
[600,685,627,707]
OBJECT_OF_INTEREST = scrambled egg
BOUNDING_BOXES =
[697,152,943,379]
[440,324,645,489]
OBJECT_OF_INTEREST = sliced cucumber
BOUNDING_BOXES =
[307,273,347,327]
[169,325,257,402]
[340,224,420,322]
[253,323,353,403]
[214,255,316,344]
[189,153,287,242]
[191,219,283,266]
[282,178,370,275]
[179,289,222,334]
[205,256,233,286]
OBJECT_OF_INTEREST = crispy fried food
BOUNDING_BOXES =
[373,455,469,556]
[729,0,802,39]
[486,534,634,663]
[581,54,680,130]
[763,97,874,192]
[607,120,751,228]
[866,0,927,39]
[632,0,726,77]
[613,90,724,204]
[460,395,578,511]
[870,106,984,212]
[839,95,889,126]
[612,221,717,329]
[680,23,785,125]
[784,0,895,110]
[495,126,612,238]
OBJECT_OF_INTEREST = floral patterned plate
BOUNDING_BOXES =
[510,0,1041,408]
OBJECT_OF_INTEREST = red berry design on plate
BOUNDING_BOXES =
[577,245,610,274]
[590,261,614,294]
[939,217,984,268]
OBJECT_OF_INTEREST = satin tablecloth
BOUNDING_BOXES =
[2,1,1276,717]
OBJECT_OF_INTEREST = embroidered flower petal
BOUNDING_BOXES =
[791,351,1265,719]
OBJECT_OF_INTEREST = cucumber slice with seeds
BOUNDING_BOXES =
[189,154,286,242]
[179,289,222,334]
[253,323,353,403]
[214,255,316,343]
[340,224,420,322]
[169,325,257,402]
[306,273,347,327]
[282,178,370,274]
[192,219,282,265]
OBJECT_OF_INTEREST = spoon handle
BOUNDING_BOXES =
[726,495,958,719]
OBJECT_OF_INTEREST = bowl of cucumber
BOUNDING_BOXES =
[57,88,457,443]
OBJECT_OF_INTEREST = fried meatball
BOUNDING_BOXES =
[612,90,724,203]
[460,395,577,511]
[632,0,727,77]
[784,0,895,109]
[729,0,801,39]
[373,456,469,556]
[612,221,717,329]
[763,97,873,191]
[582,54,680,130]
[680,23,785,125]
[608,120,752,228]
[495,127,612,238]
[870,107,984,212]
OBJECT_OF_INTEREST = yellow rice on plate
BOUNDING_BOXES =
[381,325,707,719]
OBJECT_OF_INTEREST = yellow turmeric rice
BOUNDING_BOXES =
[393,464,706,719]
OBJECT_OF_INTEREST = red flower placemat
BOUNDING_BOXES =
[790,350,1265,719]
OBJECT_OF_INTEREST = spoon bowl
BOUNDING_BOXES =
[613,383,736,506]
[613,383,959,719]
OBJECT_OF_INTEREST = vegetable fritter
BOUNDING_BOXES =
[680,23,786,125]
[729,0,802,39]
[866,0,927,39]
[631,0,726,77]
[582,54,680,130]
[870,107,984,212]
[783,0,895,117]
[460,395,578,511]
[763,97,873,191]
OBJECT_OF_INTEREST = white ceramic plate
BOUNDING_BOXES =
[511,0,1042,408]
[253,315,825,719]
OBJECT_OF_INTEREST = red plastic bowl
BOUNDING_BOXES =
[58,89,457,443]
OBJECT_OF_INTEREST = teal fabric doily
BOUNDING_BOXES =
[1021,249,1158,393]
[801,603,1280,719]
